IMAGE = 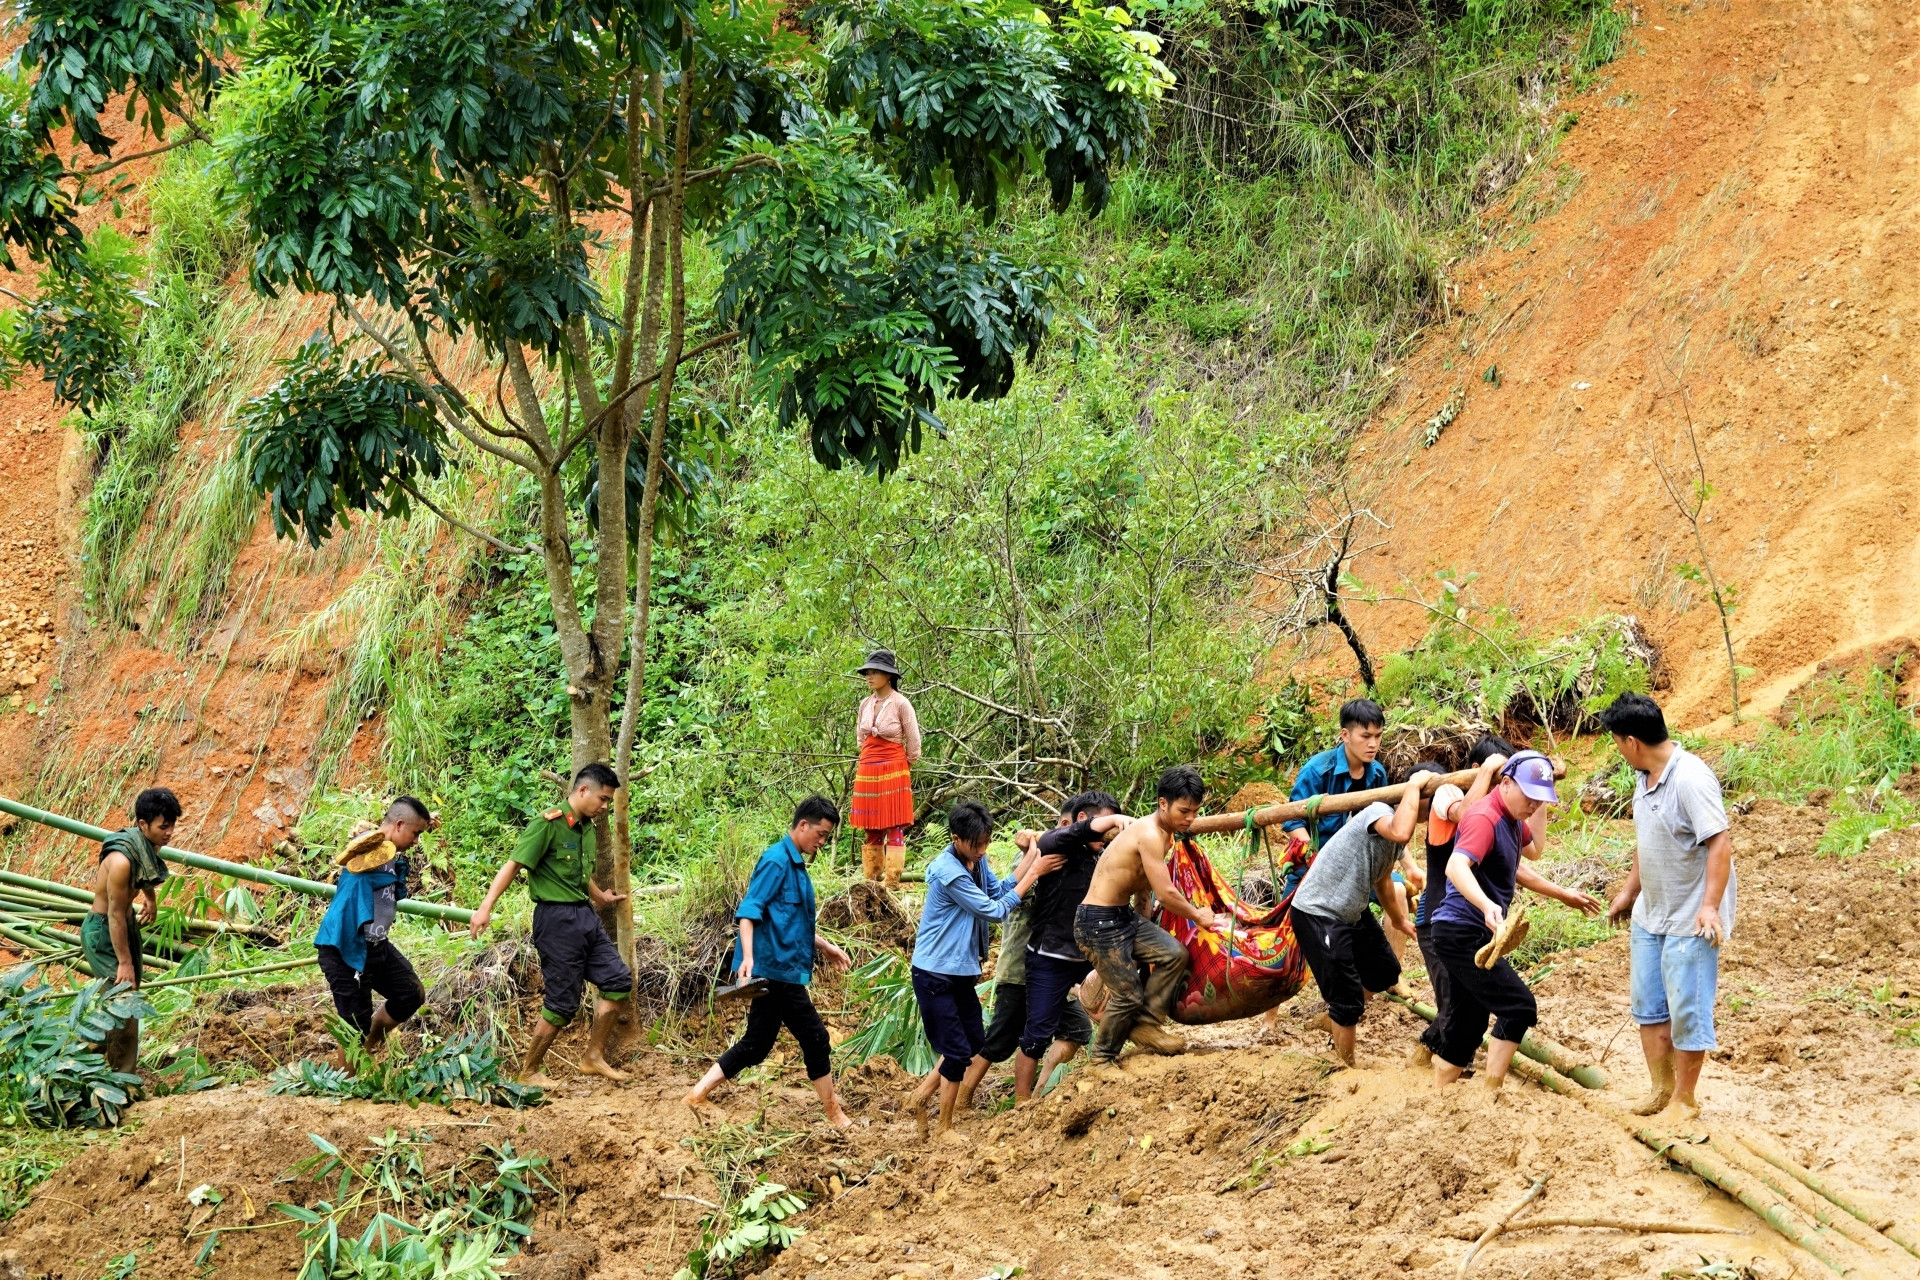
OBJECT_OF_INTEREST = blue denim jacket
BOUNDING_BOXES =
[910,846,1022,977]
[732,836,819,986]
[1281,744,1390,846]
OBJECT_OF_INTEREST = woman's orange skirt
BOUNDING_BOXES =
[850,737,914,831]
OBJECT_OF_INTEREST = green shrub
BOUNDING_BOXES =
[267,1018,543,1110]
[0,968,150,1129]
[1716,666,1920,804]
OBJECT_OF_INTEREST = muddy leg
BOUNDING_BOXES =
[581,999,632,1081]
[519,1018,563,1088]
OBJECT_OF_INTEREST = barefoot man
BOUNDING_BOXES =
[470,763,633,1085]
[85,787,181,1072]
[685,797,854,1127]
[1076,765,1231,1064]
[1601,693,1734,1125]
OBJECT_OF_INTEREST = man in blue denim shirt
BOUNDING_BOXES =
[685,797,855,1127]
[1280,699,1391,888]
[906,801,1061,1140]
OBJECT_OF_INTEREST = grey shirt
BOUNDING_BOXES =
[1290,801,1402,924]
[1631,747,1735,937]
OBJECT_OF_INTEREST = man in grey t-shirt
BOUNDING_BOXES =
[1288,769,1432,1066]
[1601,693,1734,1126]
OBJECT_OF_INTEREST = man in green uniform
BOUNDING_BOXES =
[470,763,634,1085]
[85,787,181,1072]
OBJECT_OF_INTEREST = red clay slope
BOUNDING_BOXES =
[1340,0,1917,730]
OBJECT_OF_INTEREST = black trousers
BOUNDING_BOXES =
[1415,923,1454,1056]
[316,940,425,1036]
[912,968,986,1083]
[531,900,634,1025]
[1290,905,1400,1027]
[717,981,833,1081]
[1429,920,1538,1068]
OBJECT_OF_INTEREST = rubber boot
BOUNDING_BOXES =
[862,838,884,882]
[883,841,905,888]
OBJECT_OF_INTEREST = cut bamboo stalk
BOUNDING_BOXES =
[0,794,472,924]
[1387,992,1608,1089]
[1186,762,1566,836]
[0,868,92,902]
[1466,1216,1745,1235]
[1733,1131,1918,1260]
[1711,1137,1919,1275]
[46,953,319,996]
[0,877,281,943]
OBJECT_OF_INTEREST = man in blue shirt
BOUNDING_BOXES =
[684,797,854,1127]
[1280,698,1391,888]
[907,801,1061,1140]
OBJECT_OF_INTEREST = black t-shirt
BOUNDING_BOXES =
[1417,832,1453,927]
[1028,818,1108,959]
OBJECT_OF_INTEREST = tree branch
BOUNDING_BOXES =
[342,301,540,472]
[553,329,738,468]
[680,152,781,188]
[915,680,1072,732]
[76,127,209,179]
[399,480,534,557]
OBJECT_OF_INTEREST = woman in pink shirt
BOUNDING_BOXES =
[851,649,921,885]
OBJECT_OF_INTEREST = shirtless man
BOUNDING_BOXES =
[1075,765,1231,1062]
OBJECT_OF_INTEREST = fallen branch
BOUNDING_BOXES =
[1458,1174,1548,1278]
[1447,1216,1744,1238]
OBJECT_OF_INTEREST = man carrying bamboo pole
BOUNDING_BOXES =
[1077,766,1230,1064]
[84,787,180,1071]
[470,764,633,1085]
[314,798,434,1068]
[1601,693,1734,1125]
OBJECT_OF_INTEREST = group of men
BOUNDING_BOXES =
[78,692,1730,1131]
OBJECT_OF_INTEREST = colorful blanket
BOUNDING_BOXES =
[1157,834,1311,1024]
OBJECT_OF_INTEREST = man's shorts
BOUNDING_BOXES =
[531,901,633,1026]
[1630,923,1720,1052]
[82,911,141,986]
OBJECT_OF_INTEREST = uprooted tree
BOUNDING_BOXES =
[0,0,1173,958]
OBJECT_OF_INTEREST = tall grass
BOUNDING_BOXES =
[1715,668,1920,802]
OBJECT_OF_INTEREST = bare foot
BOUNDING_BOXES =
[1652,1097,1701,1129]
[911,1096,929,1142]
[1628,1087,1674,1117]
[954,1087,976,1112]
[822,1104,854,1129]
[936,1127,970,1147]
[684,1095,726,1122]
[1408,1043,1433,1068]
[519,1071,560,1089]
[581,1056,632,1083]
[1306,1010,1336,1039]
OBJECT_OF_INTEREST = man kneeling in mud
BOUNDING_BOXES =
[1076,765,1231,1064]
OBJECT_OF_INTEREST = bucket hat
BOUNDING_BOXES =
[857,649,901,678]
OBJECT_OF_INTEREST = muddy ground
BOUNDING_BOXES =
[3,804,1918,1280]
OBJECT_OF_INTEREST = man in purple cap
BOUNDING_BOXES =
[1426,750,1601,1092]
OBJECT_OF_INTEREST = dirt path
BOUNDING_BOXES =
[1340,0,1919,729]
[4,806,1916,1279]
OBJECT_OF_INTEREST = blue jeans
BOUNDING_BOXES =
[1631,924,1720,1052]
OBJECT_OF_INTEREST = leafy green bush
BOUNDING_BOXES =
[0,968,151,1129]
[674,1180,809,1280]
[272,1129,549,1280]
[267,1018,543,1110]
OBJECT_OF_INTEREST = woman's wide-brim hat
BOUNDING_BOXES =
[856,648,901,678]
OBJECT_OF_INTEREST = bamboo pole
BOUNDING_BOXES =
[1711,1137,1919,1275]
[0,868,92,903]
[0,795,473,924]
[1186,762,1567,836]
[45,953,320,997]
[1387,992,1609,1090]
[1734,1132,1920,1262]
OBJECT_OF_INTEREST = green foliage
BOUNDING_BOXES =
[1373,607,1651,732]
[0,228,145,415]
[272,1129,549,1280]
[267,1017,544,1109]
[0,1127,91,1220]
[1714,666,1920,805]
[0,968,151,1129]
[835,953,941,1075]
[1817,781,1915,859]
[240,336,447,547]
[674,1180,808,1280]
[18,0,238,153]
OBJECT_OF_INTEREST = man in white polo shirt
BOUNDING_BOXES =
[1601,693,1734,1125]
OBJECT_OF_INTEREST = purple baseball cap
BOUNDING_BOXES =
[1502,750,1558,803]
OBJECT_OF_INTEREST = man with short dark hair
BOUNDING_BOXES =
[314,797,436,1067]
[1281,699,1391,887]
[1601,692,1734,1125]
[1290,768,1433,1066]
[685,796,855,1127]
[85,787,181,1071]
[1015,790,1126,1099]
[1077,766,1230,1064]
[471,763,633,1085]
[907,801,1061,1138]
